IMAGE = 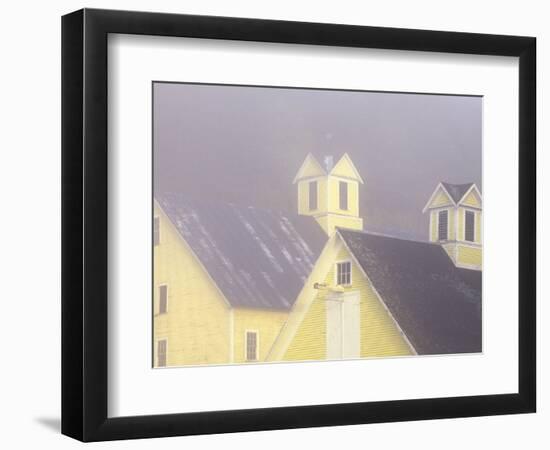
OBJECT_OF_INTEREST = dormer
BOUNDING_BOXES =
[423,182,482,270]
[294,153,364,236]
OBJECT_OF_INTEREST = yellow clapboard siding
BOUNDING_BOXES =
[153,203,231,367]
[298,178,327,216]
[330,154,362,181]
[296,154,326,179]
[457,245,482,268]
[430,190,453,208]
[283,252,340,361]
[233,308,288,363]
[283,246,412,360]
[461,190,481,207]
[283,296,327,361]
[327,177,359,216]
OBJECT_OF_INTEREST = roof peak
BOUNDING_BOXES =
[441,181,475,190]
[293,152,364,183]
[439,182,479,205]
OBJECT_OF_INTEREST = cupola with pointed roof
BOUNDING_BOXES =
[423,182,482,270]
[293,153,364,236]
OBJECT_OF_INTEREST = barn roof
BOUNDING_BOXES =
[157,193,327,310]
[338,229,482,355]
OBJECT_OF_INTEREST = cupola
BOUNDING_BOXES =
[294,153,364,236]
[423,182,482,270]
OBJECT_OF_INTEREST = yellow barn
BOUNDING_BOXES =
[267,228,482,361]
[154,153,482,367]
[153,195,327,367]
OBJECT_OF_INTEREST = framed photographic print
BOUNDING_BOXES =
[61,8,536,442]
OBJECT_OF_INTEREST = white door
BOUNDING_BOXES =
[326,291,360,359]
[326,296,343,359]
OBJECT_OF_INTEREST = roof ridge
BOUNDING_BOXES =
[336,227,437,245]
[156,193,304,217]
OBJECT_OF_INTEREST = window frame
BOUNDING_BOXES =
[464,209,476,242]
[158,284,168,315]
[157,339,167,368]
[335,260,352,286]
[339,180,348,210]
[244,330,259,362]
[438,209,449,241]
[308,180,318,211]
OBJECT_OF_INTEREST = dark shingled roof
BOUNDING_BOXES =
[157,193,327,310]
[441,182,475,204]
[339,229,482,355]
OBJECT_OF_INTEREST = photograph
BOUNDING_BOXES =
[152,83,483,368]
[0,0,541,446]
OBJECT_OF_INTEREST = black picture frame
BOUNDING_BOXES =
[61,8,536,442]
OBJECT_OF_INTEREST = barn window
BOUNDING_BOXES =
[154,216,160,246]
[465,210,475,242]
[245,331,259,361]
[438,210,448,241]
[309,180,318,210]
[336,261,352,286]
[157,340,167,367]
[339,181,348,210]
[159,285,168,314]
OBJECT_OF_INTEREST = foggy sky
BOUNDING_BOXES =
[153,83,481,241]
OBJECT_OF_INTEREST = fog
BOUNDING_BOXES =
[154,83,481,241]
